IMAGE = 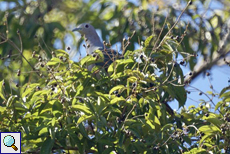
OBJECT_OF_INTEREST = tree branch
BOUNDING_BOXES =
[185,21,230,84]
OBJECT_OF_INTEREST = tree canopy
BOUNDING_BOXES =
[0,0,230,153]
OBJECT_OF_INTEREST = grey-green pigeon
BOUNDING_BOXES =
[72,23,175,116]
[72,23,117,71]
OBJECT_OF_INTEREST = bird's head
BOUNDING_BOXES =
[72,23,96,36]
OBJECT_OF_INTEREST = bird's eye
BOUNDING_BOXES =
[85,24,89,28]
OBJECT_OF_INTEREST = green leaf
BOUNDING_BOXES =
[80,55,96,66]
[164,84,187,108]
[69,131,83,152]
[199,125,221,134]
[46,57,63,66]
[0,106,6,112]
[203,113,223,127]
[219,86,230,98]
[118,131,125,147]
[52,101,63,117]
[22,83,40,98]
[55,49,69,57]
[161,124,174,131]
[94,49,104,61]
[109,85,125,94]
[14,102,28,111]
[173,64,184,83]
[38,127,48,136]
[79,123,90,138]
[6,95,18,107]
[164,39,179,52]
[145,35,154,47]
[174,85,187,107]
[184,148,206,154]
[33,89,50,97]
[40,137,54,154]
[127,76,137,83]
[110,97,126,104]
[107,63,114,73]
[118,59,134,65]
[110,59,134,74]
[72,105,92,115]
[0,80,6,100]
[77,115,93,124]
[220,90,230,98]
[199,134,214,145]
[146,119,155,130]
[80,50,104,66]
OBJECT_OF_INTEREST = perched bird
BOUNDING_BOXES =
[73,23,175,116]
[72,23,117,71]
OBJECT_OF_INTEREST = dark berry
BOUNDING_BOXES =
[132,83,136,87]
[227,118,230,122]
[36,86,41,90]
[201,132,205,136]
[150,83,154,87]
[174,62,178,67]
[180,61,185,65]
[61,98,65,103]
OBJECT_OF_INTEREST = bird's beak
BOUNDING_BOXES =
[72,27,82,32]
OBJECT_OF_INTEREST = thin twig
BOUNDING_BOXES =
[155,1,191,50]
[121,104,137,130]
[0,34,40,76]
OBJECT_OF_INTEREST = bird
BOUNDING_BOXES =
[72,23,175,116]
[72,23,118,71]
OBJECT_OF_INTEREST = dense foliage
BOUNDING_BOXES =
[0,0,230,153]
